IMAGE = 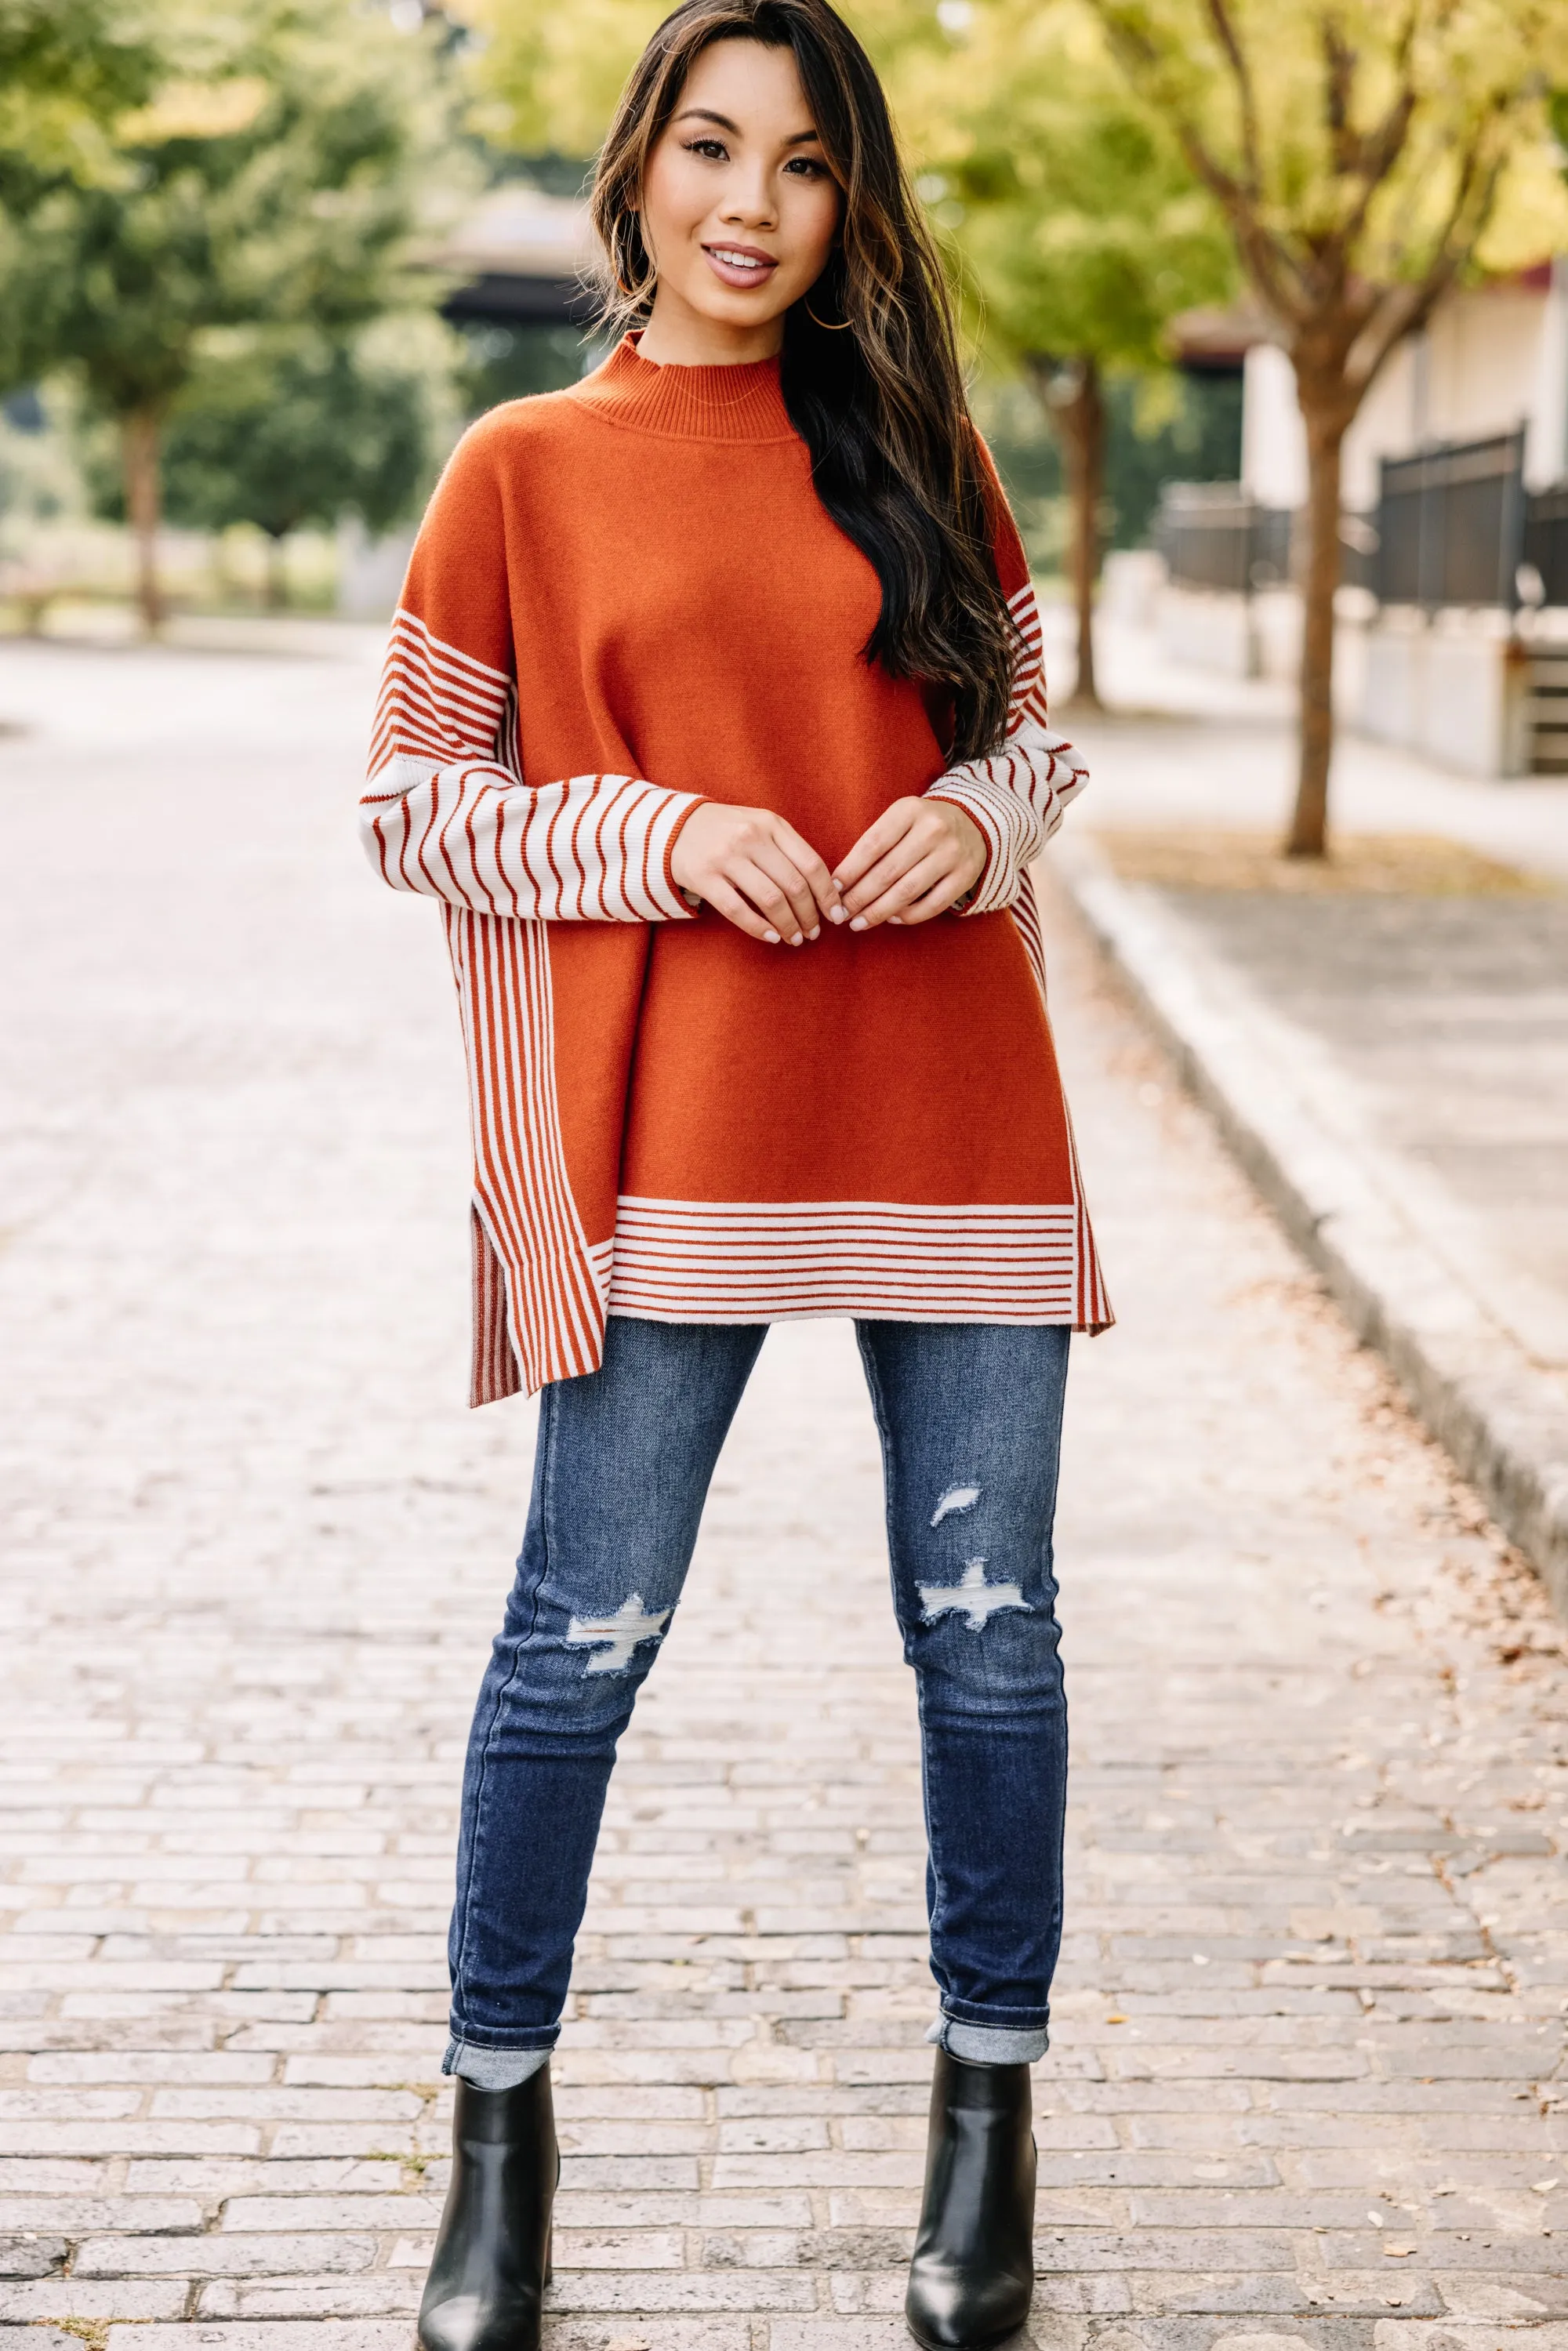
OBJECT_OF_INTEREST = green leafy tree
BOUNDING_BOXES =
[0,0,161,207]
[0,0,461,630]
[460,0,659,156]
[158,317,460,606]
[0,0,162,397]
[882,0,1234,706]
[1088,0,1568,854]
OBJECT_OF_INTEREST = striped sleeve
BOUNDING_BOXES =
[924,451,1089,918]
[359,422,703,924]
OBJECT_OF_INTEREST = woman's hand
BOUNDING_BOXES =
[671,801,844,945]
[832,796,985,930]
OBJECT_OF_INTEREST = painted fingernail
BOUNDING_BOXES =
[808,925,821,940]
[849,916,868,932]
[828,905,847,924]
[764,928,780,944]
[789,933,804,946]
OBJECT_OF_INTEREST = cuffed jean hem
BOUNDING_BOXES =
[927,2015,1051,2065]
[444,2037,553,2090]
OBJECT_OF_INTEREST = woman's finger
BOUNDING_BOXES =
[851,849,955,931]
[702,874,783,945]
[748,839,821,941]
[833,800,918,894]
[774,820,844,923]
[887,867,971,927]
[841,826,938,922]
[731,857,815,943]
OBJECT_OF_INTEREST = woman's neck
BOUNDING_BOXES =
[635,287,785,368]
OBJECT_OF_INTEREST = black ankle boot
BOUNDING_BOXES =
[418,2070,557,2351]
[905,2049,1036,2351]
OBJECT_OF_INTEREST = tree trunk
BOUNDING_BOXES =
[122,409,164,635]
[1287,392,1345,858]
[266,533,289,611]
[1026,353,1105,709]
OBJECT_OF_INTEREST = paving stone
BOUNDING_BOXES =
[2,633,1568,2344]
[109,2329,410,2351]
[0,2239,66,2277]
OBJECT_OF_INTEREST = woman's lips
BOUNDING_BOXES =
[702,243,779,292]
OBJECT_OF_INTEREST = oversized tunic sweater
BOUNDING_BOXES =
[361,334,1110,1405]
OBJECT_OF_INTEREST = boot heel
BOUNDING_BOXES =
[906,2050,1035,2350]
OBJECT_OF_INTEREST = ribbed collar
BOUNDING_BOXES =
[568,332,797,444]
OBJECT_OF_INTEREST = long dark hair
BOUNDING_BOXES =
[590,0,1016,760]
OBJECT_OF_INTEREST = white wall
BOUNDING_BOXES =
[1240,343,1307,508]
[1341,340,1419,511]
[1425,282,1544,450]
[1526,261,1568,490]
[1247,276,1563,514]
[1359,610,1530,778]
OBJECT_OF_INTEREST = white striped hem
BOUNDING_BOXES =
[607,1198,1091,1324]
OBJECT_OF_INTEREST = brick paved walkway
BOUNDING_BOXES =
[2,635,1566,2351]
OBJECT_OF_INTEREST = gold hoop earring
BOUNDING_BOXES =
[804,297,853,332]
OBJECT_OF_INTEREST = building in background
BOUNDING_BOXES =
[1153,264,1568,778]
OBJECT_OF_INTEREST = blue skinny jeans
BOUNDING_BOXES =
[445,1315,1071,2084]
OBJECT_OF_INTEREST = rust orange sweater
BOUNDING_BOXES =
[361,335,1109,1403]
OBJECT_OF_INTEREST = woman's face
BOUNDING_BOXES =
[637,38,843,359]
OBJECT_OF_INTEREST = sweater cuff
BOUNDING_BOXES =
[925,780,1028,916]
[644,790,709,921]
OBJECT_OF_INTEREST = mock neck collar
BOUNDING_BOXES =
[568,332,797,444]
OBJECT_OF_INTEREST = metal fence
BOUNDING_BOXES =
[1152,485,1378,594]
[1373,430,1526,610]
[1155,428,1568,612]
[1522,481,1568,611]
[1152,484,1294,596]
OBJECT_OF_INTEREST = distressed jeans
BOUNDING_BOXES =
[445,1315,1071,2086]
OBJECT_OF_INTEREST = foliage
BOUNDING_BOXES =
[458,317,596,411]
[876,0,1234,372]
[981,368,1243,571]
[0,0,459,410]
[0,0,468,623]
[0,0,162,206]
[154,316,461,543]
[1087,0,1568,415]
[458,0,662,158]
[0,391,85,536]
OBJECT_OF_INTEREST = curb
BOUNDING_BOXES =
[1051,838,1568,1613]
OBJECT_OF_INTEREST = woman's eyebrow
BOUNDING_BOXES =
[672,107,822,146]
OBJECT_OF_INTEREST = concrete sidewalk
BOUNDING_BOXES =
[1051,608,1568,1606]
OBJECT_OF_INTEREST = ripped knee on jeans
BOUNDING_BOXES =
[564,1592,672,1674]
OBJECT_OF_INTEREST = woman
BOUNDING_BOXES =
[362,4,1108,2344]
